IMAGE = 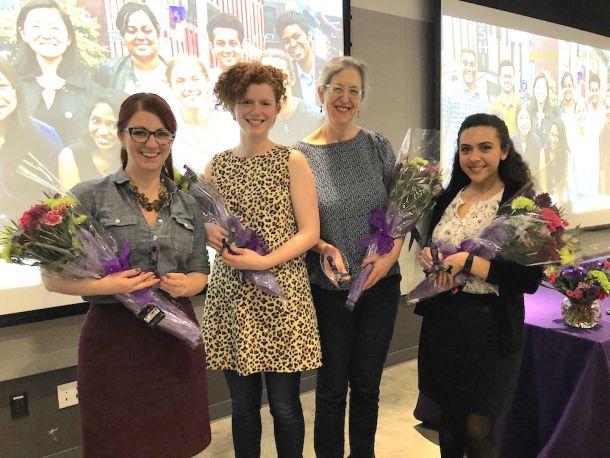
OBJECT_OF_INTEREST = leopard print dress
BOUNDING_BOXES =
[203,146,321,376]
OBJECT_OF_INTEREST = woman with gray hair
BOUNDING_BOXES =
[295,56,403,458]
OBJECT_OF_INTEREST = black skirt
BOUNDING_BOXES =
[417,291,523,417]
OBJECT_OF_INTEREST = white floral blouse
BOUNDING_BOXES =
[432,188,504,294]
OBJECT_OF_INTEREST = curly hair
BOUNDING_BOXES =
[446,113,533,195]
[213,62,286,113]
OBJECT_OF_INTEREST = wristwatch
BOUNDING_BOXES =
[463,252,475,274]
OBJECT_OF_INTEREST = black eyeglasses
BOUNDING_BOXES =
[122,127,175,145]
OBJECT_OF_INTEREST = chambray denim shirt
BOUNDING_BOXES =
[71,168,209,303]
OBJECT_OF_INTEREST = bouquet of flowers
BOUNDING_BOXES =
[407,191,580,304]
[1,157,203,347]
[345,129,443,310]
[545,259,610,328]
[182,166,283,297]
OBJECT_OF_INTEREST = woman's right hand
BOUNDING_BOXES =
[204,223,229,252]
[99,268,159,294]
[418,247,435,270]
[321,243,351,288]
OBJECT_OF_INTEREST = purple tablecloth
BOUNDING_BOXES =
[413,287,610,458]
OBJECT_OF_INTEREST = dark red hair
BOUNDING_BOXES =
[117,93,176,179]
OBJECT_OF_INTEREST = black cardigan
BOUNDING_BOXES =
[415,184,543,353]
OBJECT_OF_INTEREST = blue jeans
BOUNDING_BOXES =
[224,370,304,458]
[312,274,401,458]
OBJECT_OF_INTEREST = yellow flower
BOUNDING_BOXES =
[44,195,77,209]
[74,215,87,225]
[511,196,538,212]
[410,157,428,166]
[559,247,575,265]
[588,270,610,293]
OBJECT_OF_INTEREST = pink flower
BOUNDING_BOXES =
[19,204,50,234]
[574,289,583,299]
[566,290,574,297]
[42,210,62,226]
[548,273,556,283]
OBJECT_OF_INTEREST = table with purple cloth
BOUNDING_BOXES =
[413,287,610,458]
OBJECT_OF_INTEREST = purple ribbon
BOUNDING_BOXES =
[103,240,131,274]
[358,208,395,255]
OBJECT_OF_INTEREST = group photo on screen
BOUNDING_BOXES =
[441,15,610,216]
[0,0,344,295]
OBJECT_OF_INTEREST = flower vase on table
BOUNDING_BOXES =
[561,296,601,329]
[545,259,610,329]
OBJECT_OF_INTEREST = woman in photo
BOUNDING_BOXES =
[417,113,542,458]
[58,89,125,188]
[0,58,62,226]
[43,92,211,457]
[202,61,321,457]
[14,0,99,145]
[295,56,403,458]
[95,2,171,99]
[512,101,543,174]
[166,54,238,174]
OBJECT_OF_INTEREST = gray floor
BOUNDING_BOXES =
[202,359,439,457]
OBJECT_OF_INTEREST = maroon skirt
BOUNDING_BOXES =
[78,299,210,457]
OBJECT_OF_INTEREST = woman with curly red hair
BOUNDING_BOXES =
[201,61,321,457]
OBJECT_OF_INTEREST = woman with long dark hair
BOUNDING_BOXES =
[540,118,570,204]
[58,89,125,188]
[43,93,211,457]
[14,0,98,145]
[0,58,62,225]
[417,113,542,457]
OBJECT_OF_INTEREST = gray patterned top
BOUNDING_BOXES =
[433,188,503,294]
[295,128,400,290]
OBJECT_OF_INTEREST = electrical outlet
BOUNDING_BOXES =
[57,381,78,409]
[10,393,28,419]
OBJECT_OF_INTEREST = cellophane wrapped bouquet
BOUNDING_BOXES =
[180,166,283,297]
[345,129,443,310]
[407,191,581,303]
[0,156,203,347]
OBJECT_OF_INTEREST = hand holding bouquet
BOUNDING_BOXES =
[345,129,443,310]
[1,181,203,347]
[408,191,580,304]
[182,166,283,297]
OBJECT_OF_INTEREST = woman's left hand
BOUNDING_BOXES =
[442,252,469,276]
[222,244,271,271]
[159,272,189,298]
[360,252,396,291]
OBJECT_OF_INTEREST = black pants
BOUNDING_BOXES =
[312,275,401,458]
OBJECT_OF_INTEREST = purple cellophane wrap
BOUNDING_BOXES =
[62,228,202,347]
[406,219,516,304]
[187,175,283,297]
[345,203,418,309]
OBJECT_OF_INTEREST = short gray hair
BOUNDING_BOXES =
[317,56,370,100]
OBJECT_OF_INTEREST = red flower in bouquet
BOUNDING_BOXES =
[539,207,565,232]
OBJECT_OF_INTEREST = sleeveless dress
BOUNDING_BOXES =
[203,146,321,376]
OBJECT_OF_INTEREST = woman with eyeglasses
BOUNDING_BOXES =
[202,61,321,457]
[294,56,403,458]
[58,89,125,189]
[43,93,211,457]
